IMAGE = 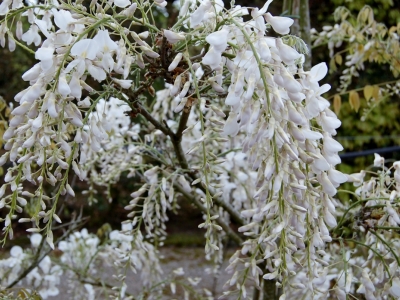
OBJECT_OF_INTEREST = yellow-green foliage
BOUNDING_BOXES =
[0,289,42,300]
[313,4,400,173]
[331,0,400,24]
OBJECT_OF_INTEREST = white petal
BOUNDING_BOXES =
[258,39,271,62]
[264,13,294,35]
[374,153,384,167]
[22,63,41,81]
[0,0,11,15]
[322,149,341,166]
[178,175,191,193]
[390,278,400,297]
[93,30,118,52]
[58,74,71,97]
[328,168,348,186]
[202,47,222,69]
[2,127,15,140]
[302,129,323,140]
[316,83,331,95]
[121,3,137,17]
[11,102,31,115]
[290,124,305,142]
[71,39,99,60]
[140,46,160,58]
[312,156,330,172]
[310,62,328,82]
[30,233,42,247]
[112,78,132,89]
[320,172,337,196]
[53,9,75,31]
[206,30,228,52]
[276,38,300,64]
[35,19,50,38]
[39,256,52,273]
[154,1,167,7]
[320,112,341,133]
[263,270,278,280]
[35,47,54,61]
[47,93,59,118]
[164,30,185,44]
[324,206,337,227]
[179,81,191,98]
[22,133,36,148]
[222,112,239,137]
[323,135,343,153]
[225,88,241,106]
[281,70,302,93]
[32,113,43,131]
[361,270,375,292]
[190,1,211,28]
[231,5,249,17]
[114,0,131,8]
[69,74,82,99]
[168,53,183,72]
[288,92,306,103]
[88,64,106,82]
[170,74,182,96]
[10,246,23,257]
[258,0,273,15]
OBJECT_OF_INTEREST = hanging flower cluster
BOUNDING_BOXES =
[148,0,348,297]
[283,155,400,299]
[1,0,398,298]
[0,0,149,245]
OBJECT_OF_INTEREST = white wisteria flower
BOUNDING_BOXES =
[164,29,185,44]
[0,0,395,299]
[264,13,294,35]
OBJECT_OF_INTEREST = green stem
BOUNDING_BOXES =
[327,79,400,100]
[369,230,400,266]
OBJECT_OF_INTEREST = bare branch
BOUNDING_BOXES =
[173,181,243,246]
[175,98,192,141]
[136,102,174,137]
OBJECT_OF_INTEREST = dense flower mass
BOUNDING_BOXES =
[0,0,399,299]
[0,234,63,299]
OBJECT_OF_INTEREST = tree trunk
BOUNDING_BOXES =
[252,272,280,300]
[283,0,312,70]
[299,0,312,70]
[262,279,279,300]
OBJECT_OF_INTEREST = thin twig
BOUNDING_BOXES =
[136,103,174,136]
[369,230,400,266]
[189,52,205,61]
[125,79,154,104]
[170,135,245,226]
[187,172,245,226]
[173,181,243,246]
[175,100,192,141]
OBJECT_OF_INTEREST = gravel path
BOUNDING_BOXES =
[48,247,249,300]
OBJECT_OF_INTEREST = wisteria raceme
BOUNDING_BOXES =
[284,158,400,299]
[1,0,399,298]
[134,0,348,296]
